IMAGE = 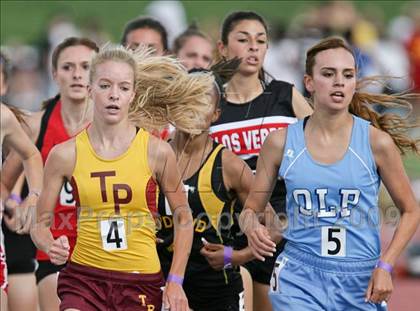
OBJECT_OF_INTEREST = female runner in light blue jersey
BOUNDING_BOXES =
[239,37,420,311]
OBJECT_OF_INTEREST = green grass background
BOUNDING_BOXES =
[1,1,416,44]
[404,153,420,180]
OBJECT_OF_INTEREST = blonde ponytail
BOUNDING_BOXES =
[130,48,214,135]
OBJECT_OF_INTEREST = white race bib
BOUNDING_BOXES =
[100,218,127,251]
[164,184,191,216]
[238,291,245,311]
[321,226,346,257]
[59,181,75,206]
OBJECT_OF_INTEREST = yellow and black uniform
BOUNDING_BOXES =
[57,128,164,311]
[157,142,243,311]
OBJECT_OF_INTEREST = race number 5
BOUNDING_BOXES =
[100,218,127,251]
[321,226,346,257]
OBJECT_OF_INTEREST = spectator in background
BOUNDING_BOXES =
[173,23,214,70]
[264,21,303,90]
[406,10,420,92]
[81,17,111,47]
[146,0,187,49]
[3,45,46,112]
[121,16,168,55]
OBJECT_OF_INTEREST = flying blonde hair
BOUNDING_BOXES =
[90,44,215,135]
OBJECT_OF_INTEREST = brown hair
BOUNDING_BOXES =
[51,37,99,71]
[305,37,419,154]
[8,106,26,124]
[220,11,269,82]
[173,23,212,55]
[121,16,168,51]
[42,37,99,109]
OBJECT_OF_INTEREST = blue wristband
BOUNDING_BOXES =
[376,260,393,273]
[167,273,184,286]
[223,246,233,269]
[8,194,22,205]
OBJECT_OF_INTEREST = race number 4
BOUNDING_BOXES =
[100,218,127,251]
[321,226,346,257]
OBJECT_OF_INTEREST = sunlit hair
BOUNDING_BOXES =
[306,37,419,154]
[90,45,215,135]
[89,44,137,84]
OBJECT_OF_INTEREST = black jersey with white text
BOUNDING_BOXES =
[210,80,296,216]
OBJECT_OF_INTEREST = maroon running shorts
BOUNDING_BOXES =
[57,261,164,311]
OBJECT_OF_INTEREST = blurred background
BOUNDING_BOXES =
[1,1,420,309]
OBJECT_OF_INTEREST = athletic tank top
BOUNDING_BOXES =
[210,80,296,214]
[279,115,381,260]
[34,97,79,260]
[156,142,242,293]
[70,129,161,273]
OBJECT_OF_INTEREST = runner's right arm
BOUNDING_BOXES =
[30,139,75,264]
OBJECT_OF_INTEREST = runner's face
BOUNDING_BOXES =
[126,28,165,55]
[219,19,267,76]
[177,36,213,70]
[53,45,96,102]
[200,86,220,131]
[304,48,356,112]
[89,60,135,125]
